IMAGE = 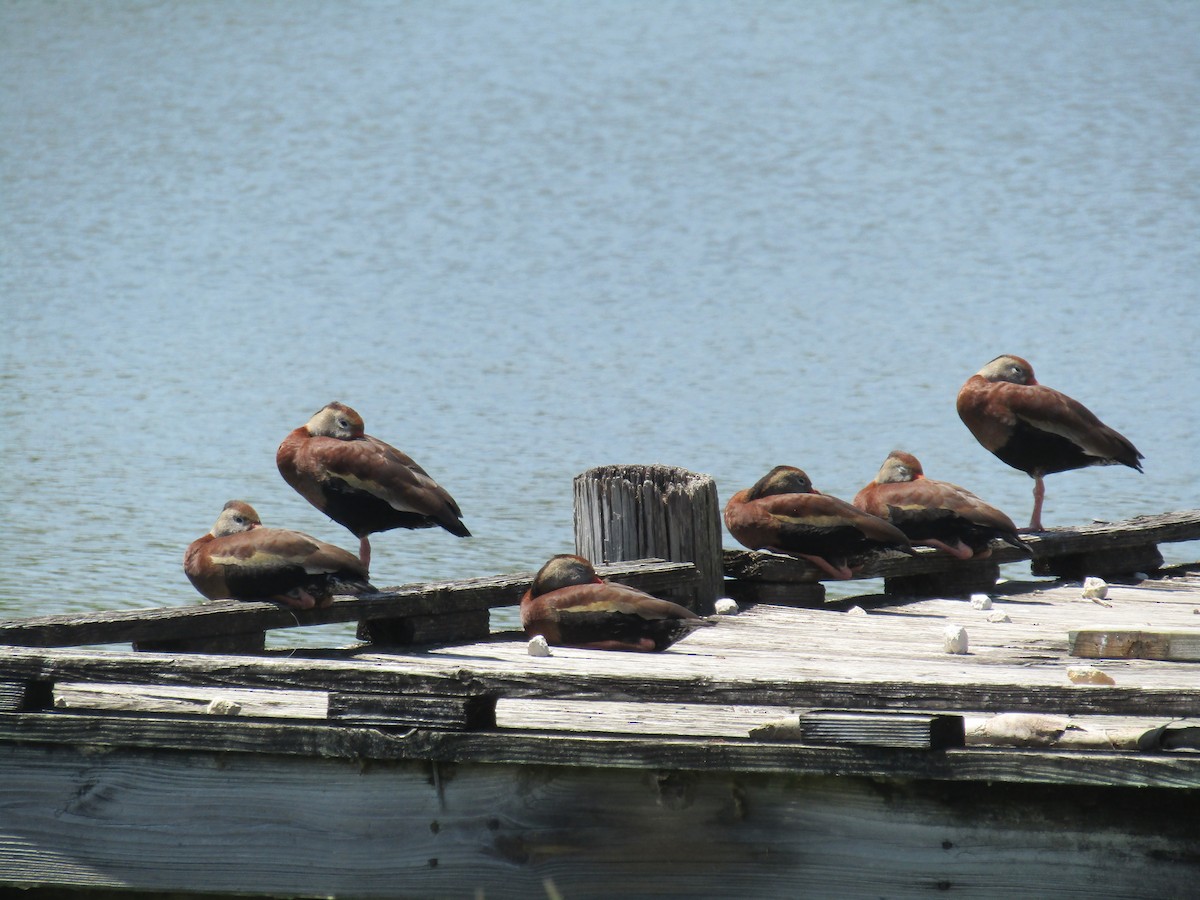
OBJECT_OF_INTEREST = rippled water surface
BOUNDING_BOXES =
[3,1,1198,643]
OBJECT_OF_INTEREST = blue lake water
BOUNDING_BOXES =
[2,1,1198,644]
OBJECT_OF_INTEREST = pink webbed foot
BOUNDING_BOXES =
[796,553,856,580]
[273,588,318,610]
[922,538,975,560]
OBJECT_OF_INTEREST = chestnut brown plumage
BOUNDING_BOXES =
[520,554,713,652]
[723,465,914,579]
[183,500,375,609]
[277,402,469,569]
[956,355,1143,531]
[853,451,1026,559]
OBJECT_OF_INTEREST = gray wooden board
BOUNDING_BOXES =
[3,712,1200,789]
[724,509,1200,582]
[2,640,1197,718]
[3,579,1200,721]
[797,711,965,749]
[52,682,329,718]
[0,559,696,648]
[1070,627,1200,661]
[42,687,1194,754]
[0,742,1197,899]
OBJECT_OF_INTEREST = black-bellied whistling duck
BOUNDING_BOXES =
[723,465,914,579]
[956,355,1144,531]
[276,402,469,569]
[183,500,374,609]
[853,451,1027,559]
[520,554,713,652]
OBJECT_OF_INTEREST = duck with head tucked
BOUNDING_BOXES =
[853,450,1027,559]
[277,402,470,570]
[521,554,713,652]
[956,355,1143,531]
[724,465,914,579]
[184,500,375,609]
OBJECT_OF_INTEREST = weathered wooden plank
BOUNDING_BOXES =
[52,682,329,718]
[1034,544,1165,579]
[725,509,1200,584]
[357,608,491,646]
[496,698,787,738]
[2,743,1197,899]
[885,560,1001,598]
[328,692,497,730]
[1070,628,1200,661]
[0,645,490,697]
[0,678,52,712]
[0,681,27,712]
[2,712,1200,789]
[795,711,966,750]
[963,713,1167,751]
[0,559,696,649]
[1,641,1198,717]
[134,630,267,653]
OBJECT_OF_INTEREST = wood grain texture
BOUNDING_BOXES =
[52,682,328,718]
[1070,628,1200,661]
[796,711,966,750]
[2,581,1200,784]
[4,574,1200,720]
[328,691,496,730]
[0,743,1197,898]
[1,637,1195,718]
[574,465,724,611]
[3,710,1199,788]
[0,559,696,649]
[725,508,1200,583]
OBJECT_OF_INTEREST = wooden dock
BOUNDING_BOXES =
[2,470,1199,898]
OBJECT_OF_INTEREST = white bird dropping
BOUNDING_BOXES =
[527,635,553,657]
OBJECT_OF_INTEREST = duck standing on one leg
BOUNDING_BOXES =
[724,465,914,579]
[853,450,1027,559]
[520,554,714,652]
[955,355,1143,531]
[276,401,470,570]
[184,500,375,609]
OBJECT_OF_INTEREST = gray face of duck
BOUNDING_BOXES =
[875,452,922,484]
[977,354,1035,385]
[210,500,262,537]
[305,402,366,440]
[748,465,815,499]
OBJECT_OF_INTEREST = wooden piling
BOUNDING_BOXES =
[574,465,724,613]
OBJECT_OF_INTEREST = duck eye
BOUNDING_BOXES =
[338,418,350,429]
